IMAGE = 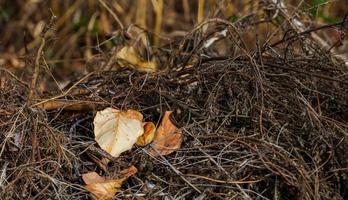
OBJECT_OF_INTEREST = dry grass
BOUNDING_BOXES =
[0,0,348,199]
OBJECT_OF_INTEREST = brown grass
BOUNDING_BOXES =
[0,0,347,199]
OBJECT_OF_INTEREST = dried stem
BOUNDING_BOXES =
[28,15,56,104]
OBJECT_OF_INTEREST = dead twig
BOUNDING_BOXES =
[28,14,56,104]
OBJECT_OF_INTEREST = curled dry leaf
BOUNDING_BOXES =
[116,46,156,72]
[136,122,156,146]
[36,99,96,111]
[93,108,144,157]
[82,172,125,200]
[150,111,183,156]
[82,166,137,200]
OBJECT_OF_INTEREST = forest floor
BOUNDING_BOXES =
[0,1,348,199]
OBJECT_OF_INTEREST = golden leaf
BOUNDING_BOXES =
[136,122,156,146]
[116,46,157,72]
[93,108,144,157]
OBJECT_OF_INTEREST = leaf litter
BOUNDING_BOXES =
[0,4,348,200]
[82,166,137,200]
[149,111,183,156]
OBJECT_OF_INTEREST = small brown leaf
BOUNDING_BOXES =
[85,178,125,200]
[82,166,137,200]
[36,99,96,111]
[83,172,124,200]
[150,111,182,156]
[136,122,156,146]
[120,165,138,177]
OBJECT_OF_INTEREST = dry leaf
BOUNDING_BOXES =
[82,166,137,200]
[85,179,125,200]
[36,99,96,111]
[136,122,156,146]
[150,111,182,156]
[115,46,156,72]
[93,108,144,157]
[120,165,138,177]
[116,46,140,67]
[82,172,106,185]
[83,172,124,200]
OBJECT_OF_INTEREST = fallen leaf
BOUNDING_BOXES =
[36,99,96,111]
[136,122,156,146]
[85,178,125,200]
[150,111,183,156]
[120,165,138,177]
[116,46,157,72]
[82,166,137,200]
[93,108,144,157]
[82,172,106,185]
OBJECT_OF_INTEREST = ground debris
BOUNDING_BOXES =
[1,9,348,200]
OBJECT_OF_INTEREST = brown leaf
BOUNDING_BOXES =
[150,111,182,156]
[85,178,125,200]
[82,172,106,185]
[36,99,96,111]
[82,166,137,200]
[120,165,138,177]
[136,122,156,146]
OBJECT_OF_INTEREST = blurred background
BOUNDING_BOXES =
[0,0,346,90]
